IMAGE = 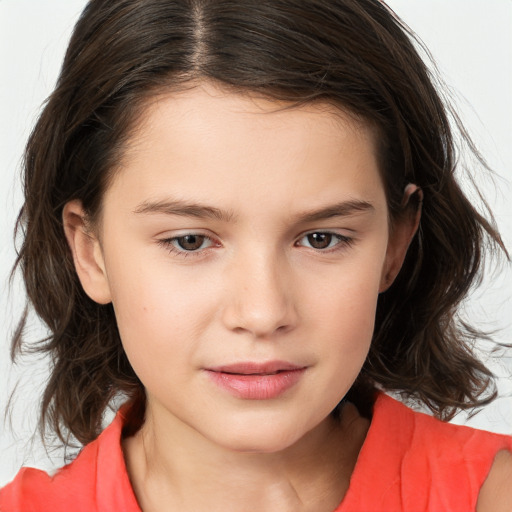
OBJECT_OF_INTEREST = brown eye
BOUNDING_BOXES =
[306,232,333,249]
[158,233,216,256]
[176,235,206,251]
[297,232,353,251]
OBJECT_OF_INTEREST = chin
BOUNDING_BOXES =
[208,413,321,454]
[219,431,301,454]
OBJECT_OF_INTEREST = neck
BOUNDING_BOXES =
[123,403,369,512]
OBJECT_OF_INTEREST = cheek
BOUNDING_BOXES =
[304,249,384,331]
[314,280,378,360]
[289,271,379,423]
[302,251,384,375]
[103,253,218,378]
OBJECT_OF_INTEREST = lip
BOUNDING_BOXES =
[204,361,307,400]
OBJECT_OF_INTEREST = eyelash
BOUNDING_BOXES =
[157,231,354,258]
[157,234,217,257]
[295,232,354,251]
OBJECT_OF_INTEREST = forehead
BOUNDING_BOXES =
[105,82,385,216]
[122,81,376,158]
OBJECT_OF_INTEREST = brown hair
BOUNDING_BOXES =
[13,0,507,446]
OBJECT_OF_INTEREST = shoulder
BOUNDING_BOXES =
[0,449,99,512]
[370,394,512,510]
[477,449,512,512]
[374,393,512,457]
[0,407,140,512]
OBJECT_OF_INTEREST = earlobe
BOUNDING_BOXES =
[379,184,423,292]
[62,200,112,304]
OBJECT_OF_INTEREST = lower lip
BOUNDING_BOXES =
[205,368,306,400]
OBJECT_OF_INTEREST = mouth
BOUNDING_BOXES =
[207,361,305,375]
[204,361,307,400]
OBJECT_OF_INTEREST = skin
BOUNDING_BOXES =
[62,82,509,511]
[477,450,512,512]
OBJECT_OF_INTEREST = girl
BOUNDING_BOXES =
[1,0,511,510]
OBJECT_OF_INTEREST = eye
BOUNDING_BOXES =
[174,234,209,251]
[158,234,215,254]
[297,232,352,250]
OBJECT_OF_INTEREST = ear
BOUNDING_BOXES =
[379,184,422,292]
[62,200,112,304]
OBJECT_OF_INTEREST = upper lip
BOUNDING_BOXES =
[206,361,306,375]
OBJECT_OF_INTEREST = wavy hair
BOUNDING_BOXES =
[12,0,507,445]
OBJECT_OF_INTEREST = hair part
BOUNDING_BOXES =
[12,0,506,445]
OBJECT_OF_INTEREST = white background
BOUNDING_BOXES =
[1,0,511,486]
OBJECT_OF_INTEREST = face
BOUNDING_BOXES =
[66,82,414,453]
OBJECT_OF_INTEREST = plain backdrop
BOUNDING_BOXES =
[1,0,511,486]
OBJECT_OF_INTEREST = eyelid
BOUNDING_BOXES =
[156,229,355,258]
[295,230,355,251]
[157,232,220,257]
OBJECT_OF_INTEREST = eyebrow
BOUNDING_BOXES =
[296,200,374,223]
[133,199,236,222]
[133,198,374,223]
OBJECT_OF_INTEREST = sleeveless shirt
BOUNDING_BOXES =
[1,393,511,511]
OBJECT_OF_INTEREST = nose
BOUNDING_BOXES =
[221,249,298,338]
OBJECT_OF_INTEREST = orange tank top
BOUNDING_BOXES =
[336,394,512,511]
[1,393,511,511]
